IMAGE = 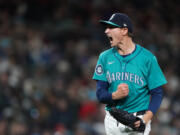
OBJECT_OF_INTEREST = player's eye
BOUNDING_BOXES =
[108,26,117,29]
[105,24,117,29]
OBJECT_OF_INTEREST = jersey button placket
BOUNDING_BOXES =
[122,63,126,71]
[121,62,126,83]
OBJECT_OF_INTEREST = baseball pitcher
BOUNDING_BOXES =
[93,13,167,135]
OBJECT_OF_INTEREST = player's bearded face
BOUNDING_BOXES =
[105,27,123,47]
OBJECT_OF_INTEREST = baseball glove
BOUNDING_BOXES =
[109,107,145,132]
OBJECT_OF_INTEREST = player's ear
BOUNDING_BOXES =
[122,28,128,36]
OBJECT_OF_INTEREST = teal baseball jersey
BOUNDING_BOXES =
[93,44,167,113]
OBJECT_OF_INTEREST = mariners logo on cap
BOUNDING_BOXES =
[95,65,103,75]
[109,14,115,21]
[123,23,127,26]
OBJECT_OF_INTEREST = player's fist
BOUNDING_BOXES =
[112,83,129,100]
[117,83,129,98]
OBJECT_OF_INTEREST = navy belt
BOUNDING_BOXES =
[136,110,146,116]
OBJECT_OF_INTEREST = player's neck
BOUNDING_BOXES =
[117,38,135,56]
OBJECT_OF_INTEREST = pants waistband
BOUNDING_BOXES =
[106,109,146,116]
[135,110,146,116]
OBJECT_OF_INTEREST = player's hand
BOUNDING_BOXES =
[112,83,129,100]
[134,110,153,128]
[134,120,142,128]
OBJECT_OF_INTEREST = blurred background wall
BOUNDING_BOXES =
[0,0,179,135]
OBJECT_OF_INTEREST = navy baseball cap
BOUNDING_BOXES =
[99,13,133,33]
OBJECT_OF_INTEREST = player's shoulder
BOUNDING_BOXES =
[99,48,114,58]
[138,45,155,59]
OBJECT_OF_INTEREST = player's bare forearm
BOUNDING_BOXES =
[143,110,153,124]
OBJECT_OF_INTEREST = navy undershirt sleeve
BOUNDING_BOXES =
[96,80,113,104]
[148,86,163,115]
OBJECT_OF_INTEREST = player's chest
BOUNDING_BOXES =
[105,58,141,73]
[104,58,146,85]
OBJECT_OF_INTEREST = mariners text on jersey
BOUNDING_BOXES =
[106,71,144,86]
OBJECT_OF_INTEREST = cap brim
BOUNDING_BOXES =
[99,20,121,28]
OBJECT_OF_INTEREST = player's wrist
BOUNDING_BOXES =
[112,92,120,100]
[112,92,117,100]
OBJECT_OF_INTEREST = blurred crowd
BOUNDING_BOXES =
[0,0,179,135]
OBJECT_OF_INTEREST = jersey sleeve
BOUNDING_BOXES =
[92,54,107,82]
[147,56,167,90]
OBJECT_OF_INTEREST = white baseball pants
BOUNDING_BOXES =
[104,110,151,135]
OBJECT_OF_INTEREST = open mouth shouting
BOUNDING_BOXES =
[108,36,113,42]
[107,35,114,45]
